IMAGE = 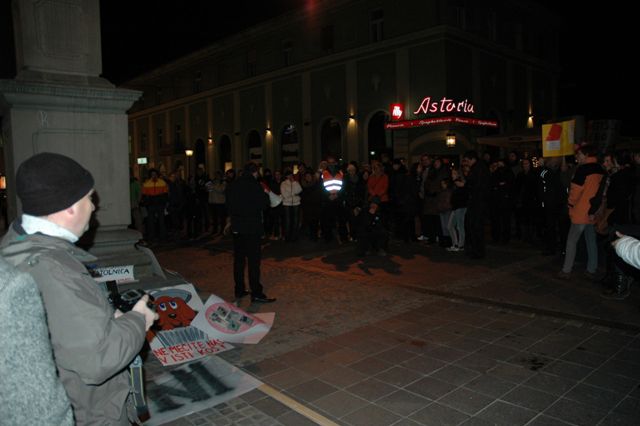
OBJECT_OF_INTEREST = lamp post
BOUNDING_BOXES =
[185,149,194,180]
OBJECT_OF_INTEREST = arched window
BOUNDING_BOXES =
[320,118,342,160]
[280,124,299,169]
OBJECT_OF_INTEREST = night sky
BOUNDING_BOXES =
[1,1,637,135]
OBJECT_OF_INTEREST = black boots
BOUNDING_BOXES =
[601,273,632,300]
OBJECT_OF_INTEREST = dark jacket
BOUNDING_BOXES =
[0,221,146,425]
[226,172,270,234]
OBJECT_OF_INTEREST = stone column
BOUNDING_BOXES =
[0,0,143,257]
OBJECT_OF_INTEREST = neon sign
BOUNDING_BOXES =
[390,103,403,121]
[413,97,475,115]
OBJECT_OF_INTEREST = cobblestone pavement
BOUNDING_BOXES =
[149,236,640,425]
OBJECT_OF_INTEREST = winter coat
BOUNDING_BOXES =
[568,157,604,224]
[301,179,323,221]
[280,179,302,206]
[226,173,270,234]
[436,188,453,213]
[208,179,226,205]
[0,221,147,425]
[614,235,640,270]
[367,173,389,202]
[0,257,74,426]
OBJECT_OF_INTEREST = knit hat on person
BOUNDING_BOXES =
[16,152,95,216]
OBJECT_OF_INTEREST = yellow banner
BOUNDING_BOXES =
[542,120,575,157]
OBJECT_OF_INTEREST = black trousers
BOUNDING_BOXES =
[232,233,264,297]
[465,206,486,258]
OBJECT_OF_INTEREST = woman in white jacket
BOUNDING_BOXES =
[281,169,303,242]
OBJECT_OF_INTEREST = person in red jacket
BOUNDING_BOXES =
[558,144,605,279]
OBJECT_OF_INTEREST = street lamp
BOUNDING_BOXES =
[185,149,194,179]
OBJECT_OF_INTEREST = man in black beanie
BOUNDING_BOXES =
[0,152,158,425]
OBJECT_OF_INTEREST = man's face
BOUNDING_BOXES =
[420,155,431,168]
[603,156,614,171]
[71,189,95,237]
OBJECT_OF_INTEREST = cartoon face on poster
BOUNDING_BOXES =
[146,284,232,366]
[191,295,275,344]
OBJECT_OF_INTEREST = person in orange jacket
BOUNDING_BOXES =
[558,144,605,279]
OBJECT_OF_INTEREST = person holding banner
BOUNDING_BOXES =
[557,144,605,280]
[1,153,158,425]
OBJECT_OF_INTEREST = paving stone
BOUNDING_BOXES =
[320,347,367,365]
[316,364,368,388]
[438,387,494,415]
[464,374,517,398]
[342,403,402,426]
[286,379,338,402]
[244,358,288,378]
[263,367,314,390]
[251,396,291,418]
[487,363,536,383]
[542,360,592,380]
[612,396,640,417]
[429,364,480,387]
[561,348,608,368]
[425,345,469,362]
[374,366,424,387]
[409,402,470,425]
[402,354,447,375]
[582,369,638,394]
[312,389,368,418]
[405,376,457,400]
[348,356,394,375]
[346,377,397,401]
[523,373,577,396]
[562,383,623,411]
[500,385,557,412]
[525,414,574,425]
[476,400,537,425]
[375,389,431,416]
[598,411,639,426]
[277,410,320,426]
[544,398,608,425]
[454,354,500,373]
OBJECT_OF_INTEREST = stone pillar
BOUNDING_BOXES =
[0,0,143,257]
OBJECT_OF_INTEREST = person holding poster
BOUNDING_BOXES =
[557,144,605,280]
[1,153,158,425]
[226,162,276,303]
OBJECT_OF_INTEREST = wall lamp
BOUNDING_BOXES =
[265,127,272,133]
[348,113,356,120]
[185,149,194,157]
[446,132,456,148]
[207,136,213,145]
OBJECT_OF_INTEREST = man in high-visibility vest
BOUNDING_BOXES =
[320,156,347,243]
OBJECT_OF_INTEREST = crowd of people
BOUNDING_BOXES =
[131,145,640,299]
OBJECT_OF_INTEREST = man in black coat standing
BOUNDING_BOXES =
[463,150,490,259]
[226,162,276,303]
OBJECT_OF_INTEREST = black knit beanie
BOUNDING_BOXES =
[16,152,95,216]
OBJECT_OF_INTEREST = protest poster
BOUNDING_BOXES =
[542,119,575,157]
[145,355,262,425]
[147,284,233,366]
[191,294,275,344]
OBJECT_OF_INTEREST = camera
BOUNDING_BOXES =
[106,281,154,312]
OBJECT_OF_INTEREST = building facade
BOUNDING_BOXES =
[124,0,560,178]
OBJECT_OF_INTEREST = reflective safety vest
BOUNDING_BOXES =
[322,169,344,193]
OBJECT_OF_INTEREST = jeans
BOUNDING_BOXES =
[448,208,467,248]
[562,223,598,273]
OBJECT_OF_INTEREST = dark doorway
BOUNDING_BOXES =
[368,111,389,163]
[320,118,342,160]
[218,135,232,172]
[195,138,206,170]
[246,130,262,166]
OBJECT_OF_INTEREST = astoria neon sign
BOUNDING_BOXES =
[385,96,497,129]
[413,96,475,114]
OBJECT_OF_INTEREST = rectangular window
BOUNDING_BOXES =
[247,49,257,77]
[156,129,163,150]
[282,40,292,66]
[488,11,497,41]
[322,25,334,52]
[456,6,466,30]
[193,71,202,93]
[370,9,384,42]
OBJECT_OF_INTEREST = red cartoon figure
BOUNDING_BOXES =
[146,288,197,342]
